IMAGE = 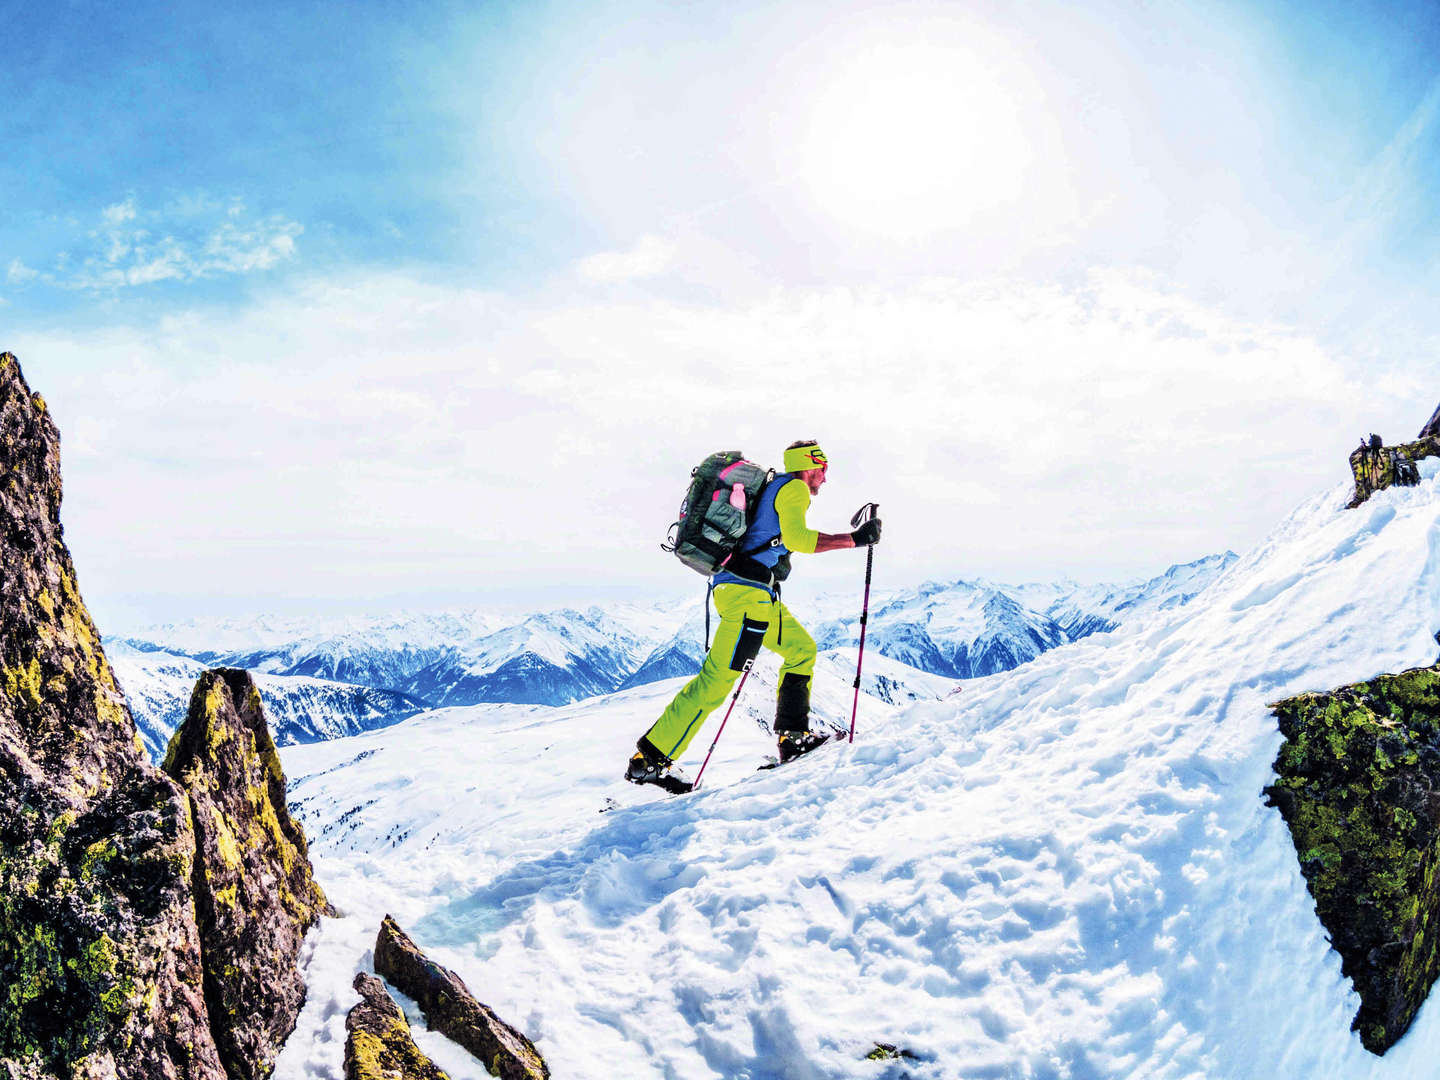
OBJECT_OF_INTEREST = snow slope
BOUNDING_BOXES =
[272,463,1440,1079]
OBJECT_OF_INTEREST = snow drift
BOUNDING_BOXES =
[275,462,1440,1079]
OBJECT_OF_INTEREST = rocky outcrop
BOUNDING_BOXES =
[1265,663,1440,1053]
[162,668,332,1080]
[1421,402,1440,441]
[1,351,332,1080]
[1347,433,1440,508]
[0,351,227,1078]
[344,974,449,1080]
[866,1042,920,1062]
[372,916,548,1080]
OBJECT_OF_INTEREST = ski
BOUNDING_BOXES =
[601,784,693,813]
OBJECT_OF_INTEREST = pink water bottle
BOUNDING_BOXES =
[729,483,746,510]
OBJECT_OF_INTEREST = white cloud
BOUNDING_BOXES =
[574,235,675,282]
[62,200,303,290]
[7,259,38,284]
[203,220,302,272]
[10,268,1406,627]
[101,198,138,226]
[123,238,189,285]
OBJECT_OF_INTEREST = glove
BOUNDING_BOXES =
[851,518,882,546]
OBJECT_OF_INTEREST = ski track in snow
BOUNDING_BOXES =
[274,465,1440,1079]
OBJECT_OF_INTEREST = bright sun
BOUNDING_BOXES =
[794,40,1037,239]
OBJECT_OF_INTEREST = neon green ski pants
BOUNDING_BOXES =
[641,583,816,761]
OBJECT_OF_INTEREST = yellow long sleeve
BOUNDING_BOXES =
[774,478,818,554]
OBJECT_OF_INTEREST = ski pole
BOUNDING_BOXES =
[693,657,753,790]
[848,502,879,744]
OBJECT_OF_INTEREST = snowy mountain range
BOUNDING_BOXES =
[107,640,430,762]
[108,554,1236,761]
[270,464,1440,1078]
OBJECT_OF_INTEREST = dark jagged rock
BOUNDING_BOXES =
[1,351,329,1080]
[1347,433,1440,508]
[1265,664,1440,1053]
[0,351,227,1078]
[372,916,548,1080]
[162,668,333,1080]
[866,1041,920,1060]
[1421,402,1440,441]
[345,973,450,1080]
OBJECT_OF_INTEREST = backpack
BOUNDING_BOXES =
[663,451,775,577]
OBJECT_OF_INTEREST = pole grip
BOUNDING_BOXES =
[850,501,879,528]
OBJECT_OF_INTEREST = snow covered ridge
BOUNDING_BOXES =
[114,604,682,712]
[813,551,1239,679]
[109,555,1235,760]
[273,465,1440,1078]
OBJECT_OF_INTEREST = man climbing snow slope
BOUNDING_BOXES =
[625,440,883,794]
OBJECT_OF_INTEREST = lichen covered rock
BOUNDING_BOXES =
[866,1042,920,1061]
[0,351,226,1078]
[344,973,450,1080]
[373,916,548,1080]
[1266,663,1440,1053]
[1347,434,1440,508]
[162,668,332,1080]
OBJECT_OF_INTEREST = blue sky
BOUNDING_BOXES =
[5,0,1440,629]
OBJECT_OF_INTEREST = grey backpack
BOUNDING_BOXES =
[662,451,774,576]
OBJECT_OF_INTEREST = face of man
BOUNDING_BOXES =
[803,463,828,495]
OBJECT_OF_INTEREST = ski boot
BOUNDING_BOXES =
[624,740,693,795]
[776,729,833,764]
[775,673,832,764]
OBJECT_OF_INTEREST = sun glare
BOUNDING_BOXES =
[794,40,1038,239]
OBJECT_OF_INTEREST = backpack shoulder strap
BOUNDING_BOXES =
[739,470,783,556]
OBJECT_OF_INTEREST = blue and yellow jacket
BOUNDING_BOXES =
[712,474,818,594]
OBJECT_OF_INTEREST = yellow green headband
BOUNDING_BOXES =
[784,444,828,473]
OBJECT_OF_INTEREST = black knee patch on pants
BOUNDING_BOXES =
[775,671,811,733]
[729,616,768,671]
